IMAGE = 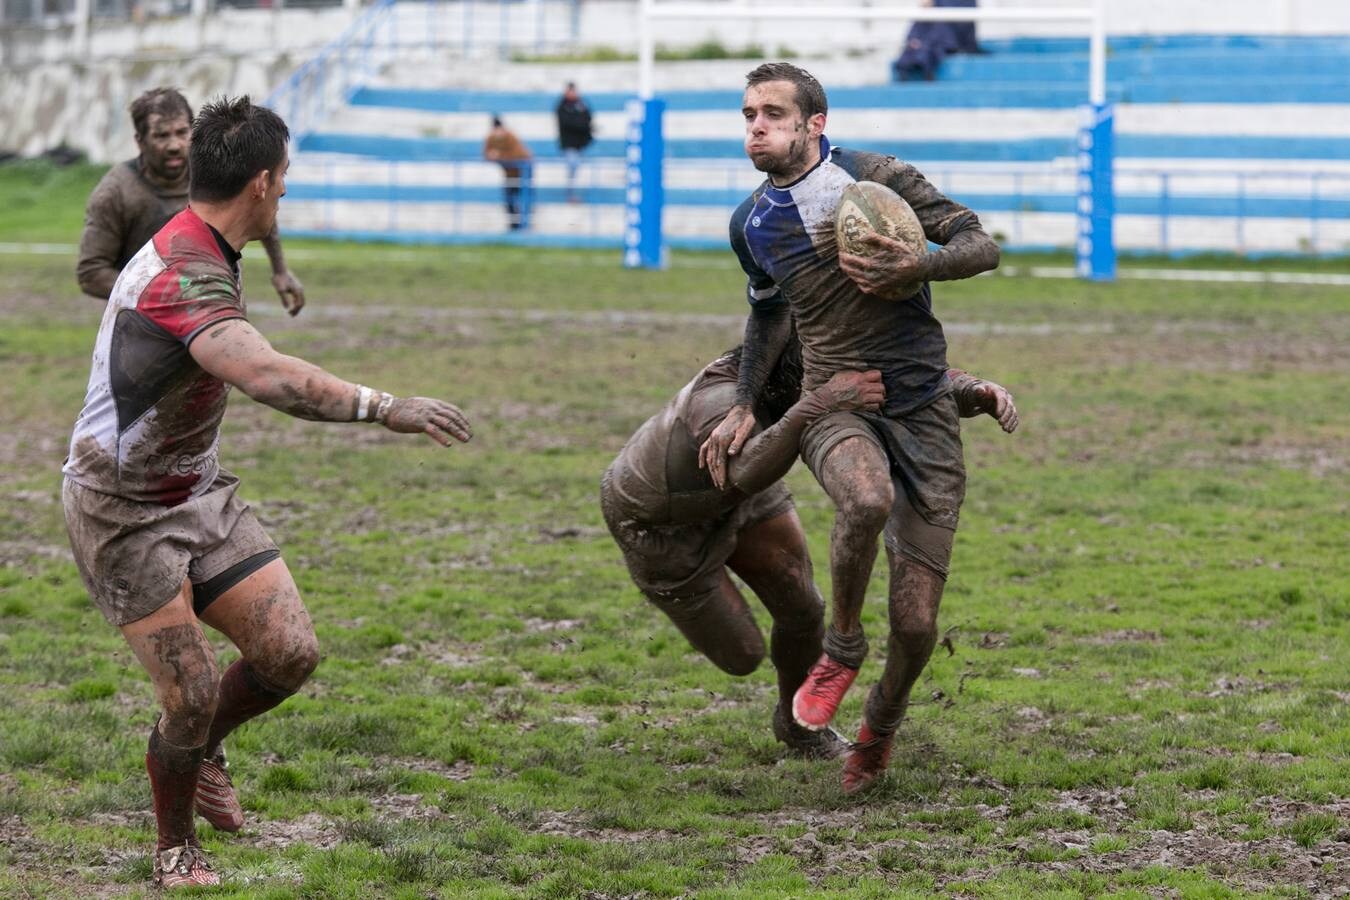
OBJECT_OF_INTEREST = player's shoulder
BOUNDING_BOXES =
[87,159,139,202]
[830,146,916,183]
[729,182,771,238]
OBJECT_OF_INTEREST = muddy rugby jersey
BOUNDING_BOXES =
[64,208,247,506]
[607,354,747,526]
[77,158,190,291]
[730,137,990,416]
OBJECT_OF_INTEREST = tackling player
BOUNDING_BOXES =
[62,96,472,889]
[76,87,306,314]
[604,332,1016,759]
[701,63,1005,793]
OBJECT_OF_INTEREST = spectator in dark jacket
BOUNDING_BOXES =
[555,81,593,202]
[893,0,985,82]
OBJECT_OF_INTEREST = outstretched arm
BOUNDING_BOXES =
[948,368,1018,433]
[720,369,885,494]
[189,318,471,446]
[260,223,306,316]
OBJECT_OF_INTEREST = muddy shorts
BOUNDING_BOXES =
[799,392,965,577]
[62,469,278,626]
[601,473,794,623]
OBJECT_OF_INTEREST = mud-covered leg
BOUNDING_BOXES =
[121,583,222,886]
[198,557,319,756]
[190,558,318,833]
[793,436,893,730]
[728,510,844,758]
[655,573,767,677]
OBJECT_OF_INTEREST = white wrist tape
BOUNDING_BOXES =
[356,385,373,422]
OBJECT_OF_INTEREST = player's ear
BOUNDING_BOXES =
[253,169,271,199]
[808,112,826,138]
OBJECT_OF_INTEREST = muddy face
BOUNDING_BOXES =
[136,113,191,187]
[741,80,824,185]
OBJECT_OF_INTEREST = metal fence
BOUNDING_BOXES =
[278,156,1350,256]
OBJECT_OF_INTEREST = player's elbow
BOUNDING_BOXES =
[978,234,1001,273]
[76,264,114,300]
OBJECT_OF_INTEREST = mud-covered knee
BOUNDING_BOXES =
[256,632,320,692]
[840,486,893,533]
[160,669,219,746]
[710,646,764,677]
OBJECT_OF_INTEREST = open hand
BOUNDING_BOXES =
[698,404,756,490]
[976,381,1019,433]
[383,397,473,446]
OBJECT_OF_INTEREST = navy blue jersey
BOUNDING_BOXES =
[729,137,988,416]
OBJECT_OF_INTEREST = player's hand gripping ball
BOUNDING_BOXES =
[835,181,927,300]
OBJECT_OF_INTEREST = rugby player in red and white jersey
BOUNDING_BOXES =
[61,96,472,889]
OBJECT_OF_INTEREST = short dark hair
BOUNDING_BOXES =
[188,96,290,203]
[745,62,828,120]
[129,88,193,141]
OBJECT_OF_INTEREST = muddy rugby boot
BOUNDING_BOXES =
[773,703,847,759]
[841,722,894,795]
[792,653,860,730]
[153,843,220,889]
[195,750,244,832]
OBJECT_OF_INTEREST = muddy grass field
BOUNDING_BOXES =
[0,228,1347,897]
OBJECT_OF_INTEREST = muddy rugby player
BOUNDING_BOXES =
[61,96,472,889]
[699,63,1005,793]
[604,332,1017,760]
[77,87,306,314]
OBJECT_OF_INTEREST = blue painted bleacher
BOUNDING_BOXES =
[286,33,1350,251]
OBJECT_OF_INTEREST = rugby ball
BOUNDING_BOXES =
[835,181,927,299]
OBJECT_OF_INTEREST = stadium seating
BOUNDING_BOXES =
[279,28,1350,255]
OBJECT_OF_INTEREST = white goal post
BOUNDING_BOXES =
[624,0,1115,279]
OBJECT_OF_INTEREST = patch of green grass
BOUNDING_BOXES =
[0,209,1345,896]
[1282,812,1341,848]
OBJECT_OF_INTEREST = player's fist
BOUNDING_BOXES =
[816,369,885,413]
[383,397,473,446]
[271,270,306,316]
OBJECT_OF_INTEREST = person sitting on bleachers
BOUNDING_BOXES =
[892,0,986,83]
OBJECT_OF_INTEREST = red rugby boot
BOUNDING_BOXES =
[791,653,860,731]
[841,722,894,795]
[195,751,244,832]
[153,843,220,889]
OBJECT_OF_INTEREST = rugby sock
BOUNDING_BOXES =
[146,728,205,851]
[822,624,868,670]
[204,660,295,757]
[863,683,907,737]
